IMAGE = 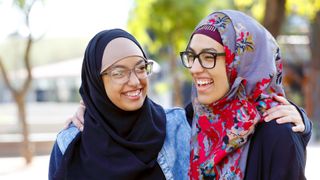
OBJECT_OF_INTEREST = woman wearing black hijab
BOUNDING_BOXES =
[49,29,192,179]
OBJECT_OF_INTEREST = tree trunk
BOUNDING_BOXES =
[308,10,320,139]
[263,0,286,37]
[0,36,33,165]
[0,0,36,165]
[15,94,33,164]
[169,46,182,107]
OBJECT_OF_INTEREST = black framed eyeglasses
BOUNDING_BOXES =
[180,51,226,69]
[101,60,153,84]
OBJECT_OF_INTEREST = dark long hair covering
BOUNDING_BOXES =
[55,29,166,180]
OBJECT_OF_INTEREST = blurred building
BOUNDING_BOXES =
[277,34,310,107]
[0,58,82,103]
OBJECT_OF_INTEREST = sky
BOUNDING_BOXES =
[0,0,134,40]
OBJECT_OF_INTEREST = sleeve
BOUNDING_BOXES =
[269,125,306,180]
[48,142,63,180]
[289,100,312,147]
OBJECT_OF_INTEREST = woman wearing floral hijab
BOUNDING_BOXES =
[183,10,310,179]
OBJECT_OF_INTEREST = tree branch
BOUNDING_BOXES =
[0,57,17,94]
[21,35,33,93]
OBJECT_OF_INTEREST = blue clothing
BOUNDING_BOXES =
[49,108,191,180]
[50,106,311,180]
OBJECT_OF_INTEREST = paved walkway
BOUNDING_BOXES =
[0,145,319,180]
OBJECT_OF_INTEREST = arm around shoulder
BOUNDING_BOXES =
[290,101,312,146]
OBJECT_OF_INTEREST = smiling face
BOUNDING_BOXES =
[188,34,230,105]
[102,56,148,111]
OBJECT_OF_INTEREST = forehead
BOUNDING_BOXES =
[101,38,144,72]
[189,34,224,53]
[111,56,145,67]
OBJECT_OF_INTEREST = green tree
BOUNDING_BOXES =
[128,0,212,106]
[0,0,44,164]
[129,0,320,111]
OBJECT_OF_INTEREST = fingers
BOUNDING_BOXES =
[263,98,306,133]
[77,106,85,124]
[265,114,305,132]
[72,114,84,132]
[263,95,289,117]
[264,106,290,122]
[263,105,292,118]
[275,116,295,124]
[292,124,305,132]
[273,95,290,105]
[63,100,86,132]
[63,117,72,130]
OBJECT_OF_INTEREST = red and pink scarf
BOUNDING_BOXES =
[189,10,285,180]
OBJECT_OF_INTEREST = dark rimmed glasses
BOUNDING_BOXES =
[101,60,153,84]
[180,51,226,69]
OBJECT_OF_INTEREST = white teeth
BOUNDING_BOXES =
[125,90,141,96]
[197,80,213,86]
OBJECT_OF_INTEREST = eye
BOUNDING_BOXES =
[110,68,126,78]
[183,52,195,61]
[201,52,216,61]
[135,64,147,74]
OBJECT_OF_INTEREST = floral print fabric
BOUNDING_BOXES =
[189,10,285,180]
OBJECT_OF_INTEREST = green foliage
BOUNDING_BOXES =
[286,0,320,20]
[128,0,319,59]
[128,0,213,56]
[12,0,46,15]
[13,0,25,9]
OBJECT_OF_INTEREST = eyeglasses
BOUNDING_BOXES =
[101,60,153,84]
[180,51,226,69]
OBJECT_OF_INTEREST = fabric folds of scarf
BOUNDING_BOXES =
[55,29,166,180]
[189,10,285,179]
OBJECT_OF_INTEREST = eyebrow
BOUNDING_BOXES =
[186,47,218,53]
[108,59,145,69]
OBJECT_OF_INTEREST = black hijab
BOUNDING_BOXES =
[55,29,166,180]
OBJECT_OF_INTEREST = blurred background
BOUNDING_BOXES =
[0,0,319,179]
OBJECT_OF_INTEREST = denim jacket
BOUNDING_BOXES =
[50,107,191,180]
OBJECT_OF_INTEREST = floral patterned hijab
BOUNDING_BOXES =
[189,10,285,179]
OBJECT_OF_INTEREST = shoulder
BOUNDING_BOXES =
[165,107,186,116]
[253,120,299,144]
[165,107,188,123]
[250,120,306,167]
[164,107,191,132]
[56,124,80,154]
[246,120,307,179]
[159,107,191,180]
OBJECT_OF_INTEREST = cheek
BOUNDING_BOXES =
[141,79,149,93]
[103,79,122,103]
[216,70,230,93]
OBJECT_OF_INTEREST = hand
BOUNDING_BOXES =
[63,100,85,131]
[263,95,305,132]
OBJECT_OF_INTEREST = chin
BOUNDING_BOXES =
[124,101,144,111]
[197,94,221,105]
[197,96,212,105]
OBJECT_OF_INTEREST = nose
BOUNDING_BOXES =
[127,70,140,86]
[189,58,204,74]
